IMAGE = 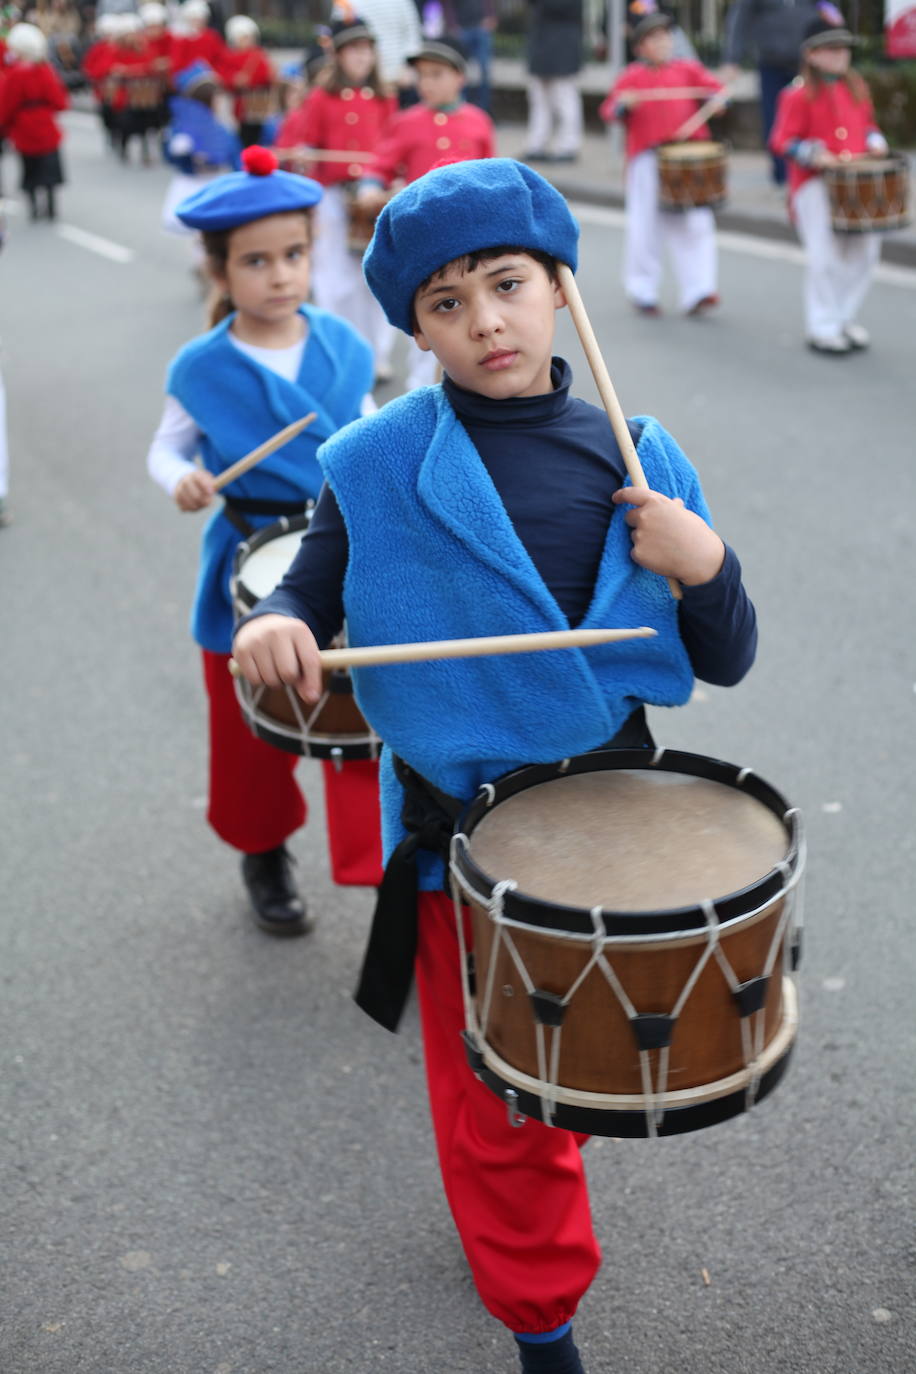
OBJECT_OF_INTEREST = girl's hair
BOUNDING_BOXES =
[801,57,868,104]
[317,42,390,99]
[200,210,314,329]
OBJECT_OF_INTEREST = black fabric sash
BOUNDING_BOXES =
[222,495,309,538]
[353,708,654,1033]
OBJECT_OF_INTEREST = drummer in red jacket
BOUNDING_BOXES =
[600,3,726,317]
[170,0,226,80]
[0,23,68,221]
[217,15,275,148]
[356,35,494,389]
[769,5,888,355]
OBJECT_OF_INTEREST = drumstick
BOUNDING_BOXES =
[229,626,656,676]
[212,413,317,492]
[274,145,377,165]
[671,87,732,143]
[627,87,716,103]
[555,263,682,601]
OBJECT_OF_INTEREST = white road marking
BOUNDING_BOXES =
[55,223,135,264]
[572,201,916,290]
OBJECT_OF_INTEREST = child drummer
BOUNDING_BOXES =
[147,148,377,936]
[769,5,889,355]
[600,2,727,316]
[233,158,758,1371]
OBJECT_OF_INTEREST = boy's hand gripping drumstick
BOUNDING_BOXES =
[212,412,318,493]
[230,626,656,683]
[555,263,682,600]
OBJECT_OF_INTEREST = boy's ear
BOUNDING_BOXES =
[413,329,433,353]
[553,279,568,312]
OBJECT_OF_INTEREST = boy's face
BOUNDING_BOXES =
[412,252,566,400]
[635,28,674,64]
[414,58,464,108]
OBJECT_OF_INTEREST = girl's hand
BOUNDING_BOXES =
[233,615,324,705]
[174,469,217,512]
[814,148,839,169]
[612,486,725,586]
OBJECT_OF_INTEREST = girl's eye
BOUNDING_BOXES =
[243,255,266,267]
[287,247,304,261]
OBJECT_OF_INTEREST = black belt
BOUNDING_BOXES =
[353,707,654,1033]
[222,495,308,538]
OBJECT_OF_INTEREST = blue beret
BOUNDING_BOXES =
[175,147,323,232]
[363,158,579,334]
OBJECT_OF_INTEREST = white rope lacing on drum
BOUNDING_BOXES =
[479,783,497,808]
[650,748,665,767]
[557,758,571,775]
[497,927,556,1125]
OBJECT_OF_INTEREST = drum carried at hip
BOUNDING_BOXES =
[450,748,805,1139]
[230,511,381,766]
[657,141,728,211]
[824,153,910,233]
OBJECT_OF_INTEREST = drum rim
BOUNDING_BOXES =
[231,510,313,610]
[451,748,802,938]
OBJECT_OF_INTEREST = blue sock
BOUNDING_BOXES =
[514,1323,585,1373]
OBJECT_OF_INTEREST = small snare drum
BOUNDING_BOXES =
[231,513,381,764]
[346,189,386,256]
[657,140,727,211]
[239,85,276,123]
[825,154,910,233]
[451,749,804,1138]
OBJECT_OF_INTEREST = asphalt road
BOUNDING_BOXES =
[1,112,915,1374]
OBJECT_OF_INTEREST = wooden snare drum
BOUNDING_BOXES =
[825,154,910,233]
[657,141,727,211]
[450,749,804,1138]
[231,514,381,764]
[124,76,164,111]
[239,85,276,123]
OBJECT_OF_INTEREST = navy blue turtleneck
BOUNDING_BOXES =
[242,359,756,686]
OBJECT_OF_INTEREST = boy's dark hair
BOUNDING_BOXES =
[410,245,558,332]
[201,210,314,329]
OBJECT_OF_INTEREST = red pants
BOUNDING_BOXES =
[202,651,383,885]
[415,891,601,1333]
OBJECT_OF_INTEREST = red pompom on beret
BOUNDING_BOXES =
[241,145,279,177]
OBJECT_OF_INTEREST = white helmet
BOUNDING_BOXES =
[7,22,48,63]
[139,3,168,25]
[226,15,259,46]
[182,0,211,22]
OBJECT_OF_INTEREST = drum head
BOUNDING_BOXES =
[660,140,723,162]
[232,512,312,611]
[468,768,787,914]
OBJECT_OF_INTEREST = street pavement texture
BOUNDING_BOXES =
[1,111,915,1374]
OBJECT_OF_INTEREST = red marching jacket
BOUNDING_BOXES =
[769,77,883,199]
[600,58,724,160]
[364,100,494,187]
[170,28,226,77]
[0,61,68,156]
[275,84,397,186]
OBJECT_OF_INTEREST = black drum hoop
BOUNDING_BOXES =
[451,748,802,939]
[231,511,313,613]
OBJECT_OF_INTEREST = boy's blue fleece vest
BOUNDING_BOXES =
[319,386,712,889]
[168,306,372,652]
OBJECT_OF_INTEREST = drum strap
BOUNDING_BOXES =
[222,496,309,539]
[353,709,654,1034]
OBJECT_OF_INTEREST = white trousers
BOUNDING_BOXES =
[526,76,583,156]
[0,362,7,501]
[793,177,880,340]
[310,185,396,373]
[623,150,717,312]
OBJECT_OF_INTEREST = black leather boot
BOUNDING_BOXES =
[240,845,312,937]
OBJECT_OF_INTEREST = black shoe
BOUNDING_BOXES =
[241,846,312,937]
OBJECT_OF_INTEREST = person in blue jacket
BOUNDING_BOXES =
[147,145,375,936]
[232,158,757,1373]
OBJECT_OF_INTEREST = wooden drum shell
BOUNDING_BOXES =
[657,140,727,211]
[825,154,910,233]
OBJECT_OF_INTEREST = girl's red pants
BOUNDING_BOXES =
[415,890,601,1334]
